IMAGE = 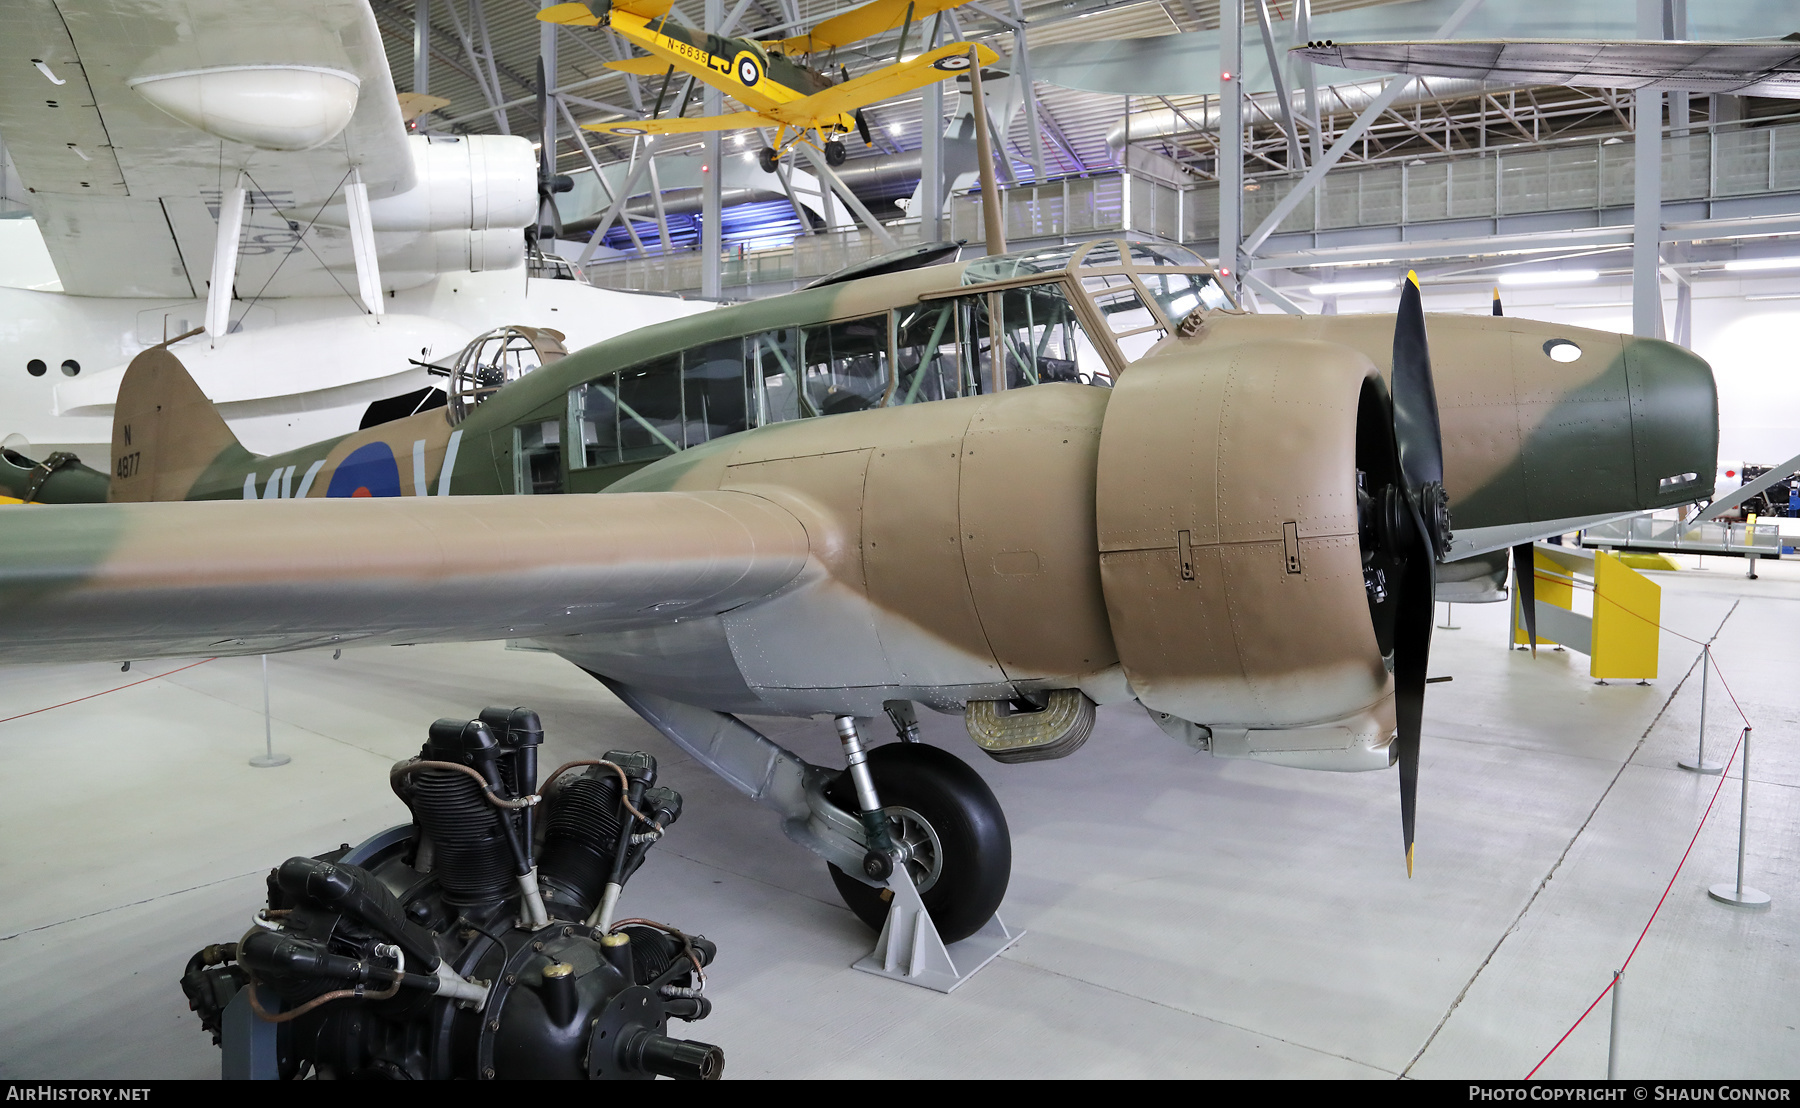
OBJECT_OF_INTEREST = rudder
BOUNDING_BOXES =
[109,344,250,502]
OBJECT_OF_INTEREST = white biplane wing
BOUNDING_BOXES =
[0,0,455,300]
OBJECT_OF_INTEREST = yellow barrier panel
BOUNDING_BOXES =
[1512,550,1575,646]
[1590,550,1660,680]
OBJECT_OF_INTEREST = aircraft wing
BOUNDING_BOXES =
[539,0,673,26]
[0,493,808,665]
[584,112,774,136]
[605,56,676,76]
[0,0,415,298]
[769,42,999,127]
[1291,39,1800,98]
[768,0,972,54]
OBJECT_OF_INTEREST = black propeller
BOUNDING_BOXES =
[534,59,569,248]
[855,108,873,147]
[1489,288,1540,655]
[1359,272,1453,877]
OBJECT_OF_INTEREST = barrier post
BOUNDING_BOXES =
[1680,647,1723,773]
[249,654,291,768]
[1708,727,1769,909]
[1606,969,1621,1079]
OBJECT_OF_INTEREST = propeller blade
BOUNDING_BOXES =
[1392,537,1434,878]
[855,108,873,146]
[1513,542,1538,656]
[1492,286,1503,316]
[1391,271,1444,496]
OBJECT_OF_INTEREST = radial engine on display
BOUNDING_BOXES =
[179,708,723,1080]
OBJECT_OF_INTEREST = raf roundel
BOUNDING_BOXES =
[612,126,648,135]
[933,54,972,71]
[735,52,761,87]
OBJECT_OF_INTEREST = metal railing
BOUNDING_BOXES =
[583,118,1800,295]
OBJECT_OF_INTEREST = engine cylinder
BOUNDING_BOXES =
[538,770,626,918]
[407,719,515,910]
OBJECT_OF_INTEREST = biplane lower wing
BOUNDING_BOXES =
[0,494,808,664]
[583,111,778,137]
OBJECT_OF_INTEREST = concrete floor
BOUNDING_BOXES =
[1,557,1795,1080]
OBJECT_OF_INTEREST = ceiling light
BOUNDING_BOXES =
[1498,269,1599,286]
[1724,256,1800,272]
[1308,278,1396,296]
[733,133,746,145]
[888,123,902,134]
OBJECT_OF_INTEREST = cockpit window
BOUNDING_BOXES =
[960,244,1084,285]
[802,315,890,415]
[1129,242,1205,268]
[1076,241,1123,268]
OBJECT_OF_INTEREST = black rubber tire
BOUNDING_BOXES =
[824,743,1010,945]
[758,146,779,173]
[824,139,847,167]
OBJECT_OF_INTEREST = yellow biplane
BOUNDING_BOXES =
[539,0,997,169]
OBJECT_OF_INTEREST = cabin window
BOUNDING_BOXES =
[514,419,563,495]
[684,338,750,445]
[893,301,963,404]
[801,315,889,415]
[993,282,1111,387]
[749,328,809,424]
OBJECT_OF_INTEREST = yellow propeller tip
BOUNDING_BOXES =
[1492,287,1500,299]
[1406,843,1415,878]
[1406,269,1420,289]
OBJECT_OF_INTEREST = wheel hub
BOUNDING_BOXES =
[881,806,943,894]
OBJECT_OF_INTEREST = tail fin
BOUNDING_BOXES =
[109,342,251,502]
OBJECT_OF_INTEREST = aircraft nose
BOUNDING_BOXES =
[1624,337,1718,509]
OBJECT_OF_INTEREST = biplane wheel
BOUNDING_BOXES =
[758,145,779,173]
[824,742,1010,945]
[824,139,847,167]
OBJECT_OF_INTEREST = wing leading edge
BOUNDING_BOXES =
[0,493,809,665]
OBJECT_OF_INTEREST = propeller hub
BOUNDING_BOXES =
[1412,481,1453,562]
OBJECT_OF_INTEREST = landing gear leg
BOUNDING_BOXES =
[594,676,1019,989]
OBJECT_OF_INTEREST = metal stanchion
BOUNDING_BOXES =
[249,654,291,768]
[1606,969,1621,1079]
[1680,647,1723,773]
[1709,727,1769,908]
[1438,602,1459,630]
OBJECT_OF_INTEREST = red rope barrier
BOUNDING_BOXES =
[1523,636,1752,1079]
[0,657,218,726]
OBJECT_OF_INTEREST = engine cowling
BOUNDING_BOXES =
[1095,337,1396,770]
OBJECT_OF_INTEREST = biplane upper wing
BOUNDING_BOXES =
[768,42,998,126]
[1292,39,1800,98]
[0,494,808,665]
[539,0,675,27]
[767,0,973,54]
[583,111,776,136]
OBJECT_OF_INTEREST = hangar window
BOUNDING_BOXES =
[801,315,889,415]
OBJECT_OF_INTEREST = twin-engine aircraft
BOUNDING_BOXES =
[0,238,1717,948]
[538,0,996,169]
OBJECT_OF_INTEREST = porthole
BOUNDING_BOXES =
[61,359,80,376]
[1544,339,1582,363]
[26,359,46,377]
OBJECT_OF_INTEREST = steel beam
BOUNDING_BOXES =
[801,145,900,250]
[1241,0,1486,259]
[579,139,658,265]
[1254,0,1304,171]
[702,0,723,298]
[1633,0,1664,339]
[1013,26,1046,182]
[1219,0,1242,283]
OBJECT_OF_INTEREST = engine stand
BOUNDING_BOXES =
[852,870,1022,994]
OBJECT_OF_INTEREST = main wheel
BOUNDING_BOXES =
[824,139,847,167]
[824,743,1010,945]
[758,146,779,173]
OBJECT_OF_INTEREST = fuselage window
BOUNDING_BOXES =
[893,301,963,404]
[684,338,750,446]
[514,420,563,495]
[802,315,889,415]
[616,353,683,461]
[750,328,810,424]
[993,282,1111,388]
